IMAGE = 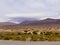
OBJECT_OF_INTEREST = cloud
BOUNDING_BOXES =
[0,0,60,13]
[0,0,60,22]
[5,12,58,19]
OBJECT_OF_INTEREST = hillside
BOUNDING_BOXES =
[0,18,60,29]
[19,18,60,26]
[0,22,16,26]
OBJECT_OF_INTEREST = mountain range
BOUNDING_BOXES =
[19,18,60,26]
[0,18,60,28]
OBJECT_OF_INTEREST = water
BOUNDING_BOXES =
[0,40,60,45]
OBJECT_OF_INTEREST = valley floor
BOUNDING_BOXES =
[0,32,60,41]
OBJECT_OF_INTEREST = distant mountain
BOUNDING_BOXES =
[0,17,38,28]
[0,18,60,29]
[19,18,60,26]
[9,17,37,23]
[0,22,16,26]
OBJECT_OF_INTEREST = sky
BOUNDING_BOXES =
[0,0,60,22]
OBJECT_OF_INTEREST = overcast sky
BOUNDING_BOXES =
[0,0,60,21]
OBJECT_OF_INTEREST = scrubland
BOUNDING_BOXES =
[0,25,60,41]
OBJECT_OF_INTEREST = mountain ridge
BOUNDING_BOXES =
[19,18,60,26]
[0,18,60,28]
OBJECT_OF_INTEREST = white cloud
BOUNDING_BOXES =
[5,12,58,19]
[6,13,40,17]
[0,0,60,22]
